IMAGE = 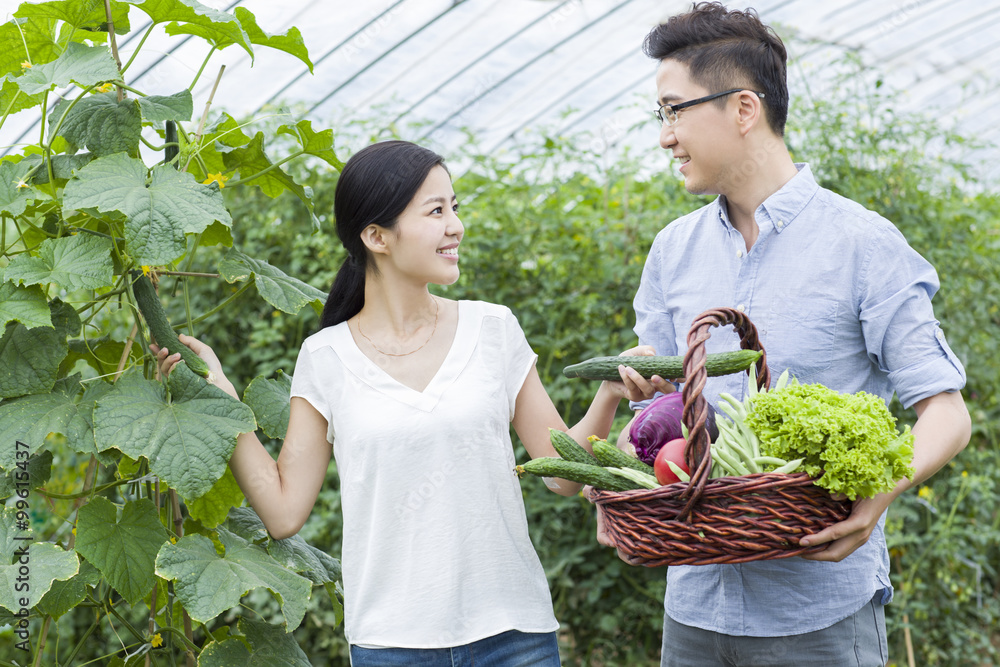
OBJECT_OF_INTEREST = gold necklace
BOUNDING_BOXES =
[357,298,439,357]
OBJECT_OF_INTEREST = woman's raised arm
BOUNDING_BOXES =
[153,334,331,539]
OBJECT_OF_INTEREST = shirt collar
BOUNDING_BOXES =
[714,163,819,233]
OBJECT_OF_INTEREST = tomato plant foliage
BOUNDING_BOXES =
[0,0,342,663]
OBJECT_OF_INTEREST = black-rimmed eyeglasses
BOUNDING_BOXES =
[654,89,765,126]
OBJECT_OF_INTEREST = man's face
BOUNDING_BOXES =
[655,59,739,196]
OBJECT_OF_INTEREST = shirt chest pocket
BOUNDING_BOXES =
[765,295,839,381]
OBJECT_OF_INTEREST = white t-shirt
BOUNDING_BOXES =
[290,300,559,648]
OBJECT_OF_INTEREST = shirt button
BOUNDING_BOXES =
[936,330,945,340]
[776,220,784,230]
[736,249,743,258]
[736,304,746,312]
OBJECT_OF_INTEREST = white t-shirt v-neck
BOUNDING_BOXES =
[290,300,559,648]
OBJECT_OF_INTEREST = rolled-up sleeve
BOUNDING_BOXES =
[858,225,966,408]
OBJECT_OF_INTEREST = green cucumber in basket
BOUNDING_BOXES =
[590,439,656,477]
[562,349,762,381]
[517,458,643,492]
[131,271,212,379]
[548,428,599,465]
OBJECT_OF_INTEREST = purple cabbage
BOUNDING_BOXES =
[629,392,719,465]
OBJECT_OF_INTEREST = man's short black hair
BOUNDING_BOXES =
[643,2,789,136]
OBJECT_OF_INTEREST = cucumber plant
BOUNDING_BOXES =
[0,1,344,664]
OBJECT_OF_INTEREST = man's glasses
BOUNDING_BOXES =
[655,89,765,126]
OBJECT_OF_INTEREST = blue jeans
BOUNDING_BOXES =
[349,630,561,667]
[660,594,888,666]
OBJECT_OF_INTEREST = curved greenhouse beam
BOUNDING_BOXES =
[250,0,410,115]
[486,47,645,153]
[301,0,472,119]
[384,0,577,130]
[878,5,1000,64]
[796,0,950,62]
[417,0,642,143]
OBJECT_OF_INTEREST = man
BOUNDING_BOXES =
[599,3,972,665]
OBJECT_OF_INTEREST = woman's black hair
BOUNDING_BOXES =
[319,140,447,328]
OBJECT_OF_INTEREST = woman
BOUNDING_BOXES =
[153,140,672,665]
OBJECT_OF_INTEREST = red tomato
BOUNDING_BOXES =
[654,438,690,485]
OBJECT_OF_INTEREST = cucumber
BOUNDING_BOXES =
[518,458,643,492]
[131,271,211,378]
[590,439,656,476]
[562,349,762,381]
[548,428,599,465]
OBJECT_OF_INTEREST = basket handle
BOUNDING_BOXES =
[676,307,770,521]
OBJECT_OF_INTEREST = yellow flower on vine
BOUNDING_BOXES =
[20,61,31,69]
[140,265,152,277]
[151,633,163,648]
[203,172,229,188]
[15,178,29,189]
[96,82,114,93]
[918,486,932,499]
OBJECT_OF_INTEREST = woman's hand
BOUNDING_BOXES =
[603,345,675,403]
[150,334,236,398]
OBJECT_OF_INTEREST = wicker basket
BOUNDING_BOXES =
[590,307,852,567]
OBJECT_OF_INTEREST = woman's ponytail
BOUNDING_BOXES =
[316,140,446,330]
[319,254,365,328]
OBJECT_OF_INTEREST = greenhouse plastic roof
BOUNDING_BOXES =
[2,0,999,183]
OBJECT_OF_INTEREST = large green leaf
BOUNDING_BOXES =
[0,508,79,612]
[0,375,98,471]
[0,282,51,330]
[224,508,340,586]
[137,89,193,122]
[62,153,231,266]
[93,363,256,502]
[0,450,52,500]
[21,152,96,184]
[0,161,36,217]
[187,466,244,529]
[13,0,132,34]
[234,7,312,72]
[155,526,311,629]
[4,234,114,291]
[0,18,62,78]
[0,542,79,612]
[128,0,252,57]
[75,497,167,605]
[242,371,292,439]
[15,41,121,96]
[277,120,342,170]
[35,558,101,619]
[218,249,325,315]
[197,617,312,667]
[0,73,45,117]
[0,300,77,400]
[222,132,298,198]
[49,93,142,156]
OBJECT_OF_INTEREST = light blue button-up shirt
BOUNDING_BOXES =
[633,164,966,636]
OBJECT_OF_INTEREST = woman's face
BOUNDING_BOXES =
[381,165,464,286]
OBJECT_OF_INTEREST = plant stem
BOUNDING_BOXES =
[32,616,52,667]
[103,0,124,102]
[168,489,196,665]
[121,24,155,74]
[159,271,219,278]
[0,88,23,135]
[188,46,218,91]
[37,477,129,501]
[182,65,225,172]
[171,280,251,330]
[62,617,101,666]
